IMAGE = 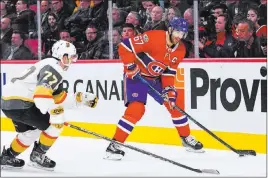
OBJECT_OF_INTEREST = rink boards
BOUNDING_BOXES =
[1,59,267,153]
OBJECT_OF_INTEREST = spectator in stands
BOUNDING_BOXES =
[1,1,8,18]
[51,0,70,29]
[40,0,51,33]
[42,12,60,56]
[113,0,139,13]
[59,30,71,42]
[121,23,136,40]
[227,0,258,19]
[12,0,36,36]
[258,0,267,25]
[64,0,91,42]
[235,18,263,57]
[138,0,149,26]
[144,6,167,31]
[2,0,17,16]
[111,7,125,28]
[165,7,181,25]
[85,0,108,31]
[247,6,267,38]
[183,8,193,26]
[211,3,228,18]
[79,23,109,59]
[66,0,108,34]
[198,14,237,57]
[112,28,121,59]
[2,31,32,60]
[181,8,195,58]
[169,0,189,15]
[231,13,245,39]
[62,0,76,16]
[1,1,15,20]
[260,39,267,57]
[165,7,181,22]
[143,0,158,26]
[1,17,13,45]
[125,11,144,34]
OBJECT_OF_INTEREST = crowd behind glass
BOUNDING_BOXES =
[0,0,267,60]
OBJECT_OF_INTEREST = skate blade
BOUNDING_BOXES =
[27,161,54,171]
[103,152,123,161]
[186,147,205,153]
[1,165,24,170]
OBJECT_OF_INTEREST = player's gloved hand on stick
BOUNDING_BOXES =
[49,105,65,129]
[162,86,177,109]
[125,63,140,80]
[75,92,98,108]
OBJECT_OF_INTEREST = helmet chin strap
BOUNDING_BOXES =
[166,27,175,47]
[60,55,72,70]
[166,27,179,48]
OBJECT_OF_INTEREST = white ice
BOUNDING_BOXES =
[1,131,266,177]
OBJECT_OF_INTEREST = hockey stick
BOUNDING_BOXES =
[63,122,219,174]
[136,75,256,157]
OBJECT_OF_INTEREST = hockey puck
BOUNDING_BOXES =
[239,155,245,157]
[260,66,267,77]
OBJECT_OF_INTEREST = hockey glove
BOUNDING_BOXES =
[75,92,98,108]
[162,86,177,109]
[125,63,140,80]
[49,105,65,129]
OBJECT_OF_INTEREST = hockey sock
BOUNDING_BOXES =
[38,125,62,152]
[164,102,190,137]
[38,131,58,152]
[113,102,145,143]
[9,129,41,156]
[10,135,30,156]
[172,116,190,137]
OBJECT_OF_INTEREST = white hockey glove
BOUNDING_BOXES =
[49,105,65,129]
[75,92,98,108]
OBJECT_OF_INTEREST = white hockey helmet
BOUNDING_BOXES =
[51,40,78,67]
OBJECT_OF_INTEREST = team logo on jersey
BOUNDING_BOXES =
[171,57,178,63]
[132,93,139,97]
[147,61,167,76]
[143,34,149,42]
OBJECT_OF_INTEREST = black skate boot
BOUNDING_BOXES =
[27,141,56,171]
[0,146,25,170]
[181,135,204,153]
[104,140,125,160]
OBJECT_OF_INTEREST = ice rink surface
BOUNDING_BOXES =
[1,131,266,177]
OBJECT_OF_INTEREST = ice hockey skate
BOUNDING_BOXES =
[181,135,205,153]
[104,141,125,161]
[27,142,56,171]
[0,146,25,170]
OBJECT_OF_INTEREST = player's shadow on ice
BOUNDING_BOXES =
[2,166,65,175]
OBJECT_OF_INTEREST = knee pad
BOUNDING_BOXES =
[123,102,145,124]
[17,129,41,146]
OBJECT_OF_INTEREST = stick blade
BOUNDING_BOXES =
[200,169,220,174]
[237,150,257,156]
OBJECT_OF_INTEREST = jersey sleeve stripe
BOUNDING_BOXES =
[33,85,53,99]
[121,39,133,52]
[33,95,53,99]
[129,39,136,54]
[1,96,34,102]
[163,67,176,76]
[53,91,67,104]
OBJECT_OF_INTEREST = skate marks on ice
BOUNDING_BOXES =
[1,131,266,177]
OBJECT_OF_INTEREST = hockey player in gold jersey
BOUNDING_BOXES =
[0,40,98,171]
